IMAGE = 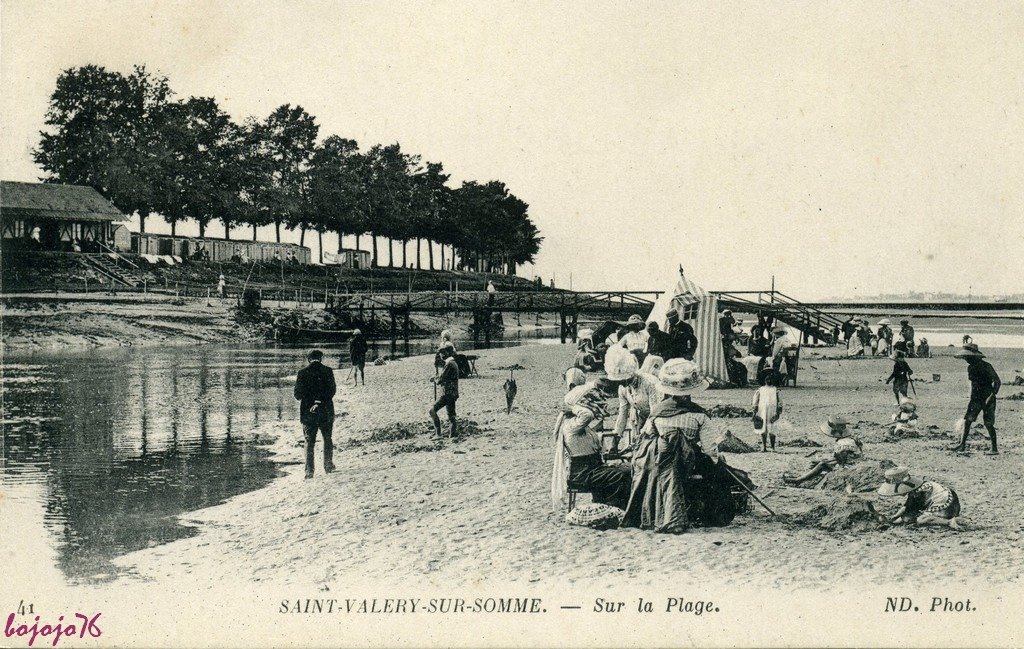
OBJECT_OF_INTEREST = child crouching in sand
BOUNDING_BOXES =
[752,371,783,451]
[783,416,862,487]
[878,466,961,530]
[889,398,919,435]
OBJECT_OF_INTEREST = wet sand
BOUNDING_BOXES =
[116,342,1024,592]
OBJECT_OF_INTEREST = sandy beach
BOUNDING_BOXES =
[114,341,1024,592]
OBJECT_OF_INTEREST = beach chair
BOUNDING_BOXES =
[780,345,800,387]
[565,433,628,512]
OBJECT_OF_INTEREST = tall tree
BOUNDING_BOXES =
[158,96,240,238]
[33,64,173,232]
[308,136,365,263]
[361,143,412,267]
[410,161,450,270]
[262,104,319,243]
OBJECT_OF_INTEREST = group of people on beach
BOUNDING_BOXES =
[287,304,1004,535]
[552,311,1005,534]
[841,316,929,359]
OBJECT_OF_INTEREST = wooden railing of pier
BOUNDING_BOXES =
[330,290,664,344]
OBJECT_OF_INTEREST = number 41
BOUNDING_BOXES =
[16,601,35,615]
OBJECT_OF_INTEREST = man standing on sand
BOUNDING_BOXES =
[294,349,337,478]
[899,319,916,357]
[430,342,460,438]
[949,343,1001,455]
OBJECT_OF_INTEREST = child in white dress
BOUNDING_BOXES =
[752,371,783,451]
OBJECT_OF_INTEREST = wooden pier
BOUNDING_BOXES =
[329,290,664,344]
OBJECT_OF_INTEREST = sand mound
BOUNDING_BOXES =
[347,419,488,454]
[715,430,758,453]
[791,496,887,533]
[707,404,754,418]
[819,460,897,493]
[883,425,921,440]
[780,436,822,448]
[1001,392,1024,401]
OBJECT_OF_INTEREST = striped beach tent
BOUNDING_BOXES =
[646,269,729,385]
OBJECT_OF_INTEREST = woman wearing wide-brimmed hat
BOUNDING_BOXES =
[572,327,600,372]
[783,416,863,487]
[621,358,707,533]
[613,314,648,350]
[620,359,750,532]
[878,466,961,529]
[875,319,893,356]
[551,347,636,511]
[949,343,1001,455]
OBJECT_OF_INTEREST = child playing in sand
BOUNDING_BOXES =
[889,398,919,435]
[783,416,862,487]
[878,466,961,530]
[752,371,783,452]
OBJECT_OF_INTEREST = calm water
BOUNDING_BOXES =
[0,331,552,583]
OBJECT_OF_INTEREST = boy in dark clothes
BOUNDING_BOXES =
[949,343,1001,455]
[885,350,913,406]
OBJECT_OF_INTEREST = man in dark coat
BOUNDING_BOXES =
[294,349,337,478]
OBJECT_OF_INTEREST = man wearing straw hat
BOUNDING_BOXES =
[949,343,1001,454]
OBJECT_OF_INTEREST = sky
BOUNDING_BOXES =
[3,1,1023,298]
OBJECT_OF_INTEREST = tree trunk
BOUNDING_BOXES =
[139,213,147,234]
[355,233,361,252]
[388,238,394,268]
[198,222,206,238]
[170,221,176,237]
[415,238,422,270]
[275,221,281,243]
[337,229,344,253]
[318,230,323,265]
[428,239,435,270]
[371,234,378,266]
[439,243,445,270]
[402,240,408,268]
[300,226,306,247]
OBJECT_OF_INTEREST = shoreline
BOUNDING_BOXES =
[110,342,1024,592]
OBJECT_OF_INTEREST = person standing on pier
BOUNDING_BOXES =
[949,343,1001,455]
[430,342,460,438]
[294,349,337,479]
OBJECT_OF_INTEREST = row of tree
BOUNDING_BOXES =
[33,65,542,272]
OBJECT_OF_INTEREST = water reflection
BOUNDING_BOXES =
[0,328,556,583]
[1,347,295,582]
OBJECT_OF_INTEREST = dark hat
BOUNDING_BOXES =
[953,343,985,359]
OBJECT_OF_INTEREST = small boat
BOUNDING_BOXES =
[274,324,356,344]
